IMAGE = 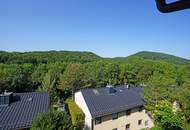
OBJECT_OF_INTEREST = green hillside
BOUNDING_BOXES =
[0,50,189,65]
[126,51,190,65]
[0,51,102,64]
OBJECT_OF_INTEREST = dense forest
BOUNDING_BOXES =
[0,51,190,130]
[1,50,189,92]
[0,51,101,64]
[114,51,190,65]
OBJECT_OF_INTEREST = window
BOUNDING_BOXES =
[112,128,117,130]
[126,109,131,116]
[138,120,142,125]
[139,106,144,112]
[112,113,118,120]
[95,117,102,125]
[145,120,148,126]
[126,124,130,130]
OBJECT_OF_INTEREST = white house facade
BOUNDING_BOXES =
[75,85,154,130]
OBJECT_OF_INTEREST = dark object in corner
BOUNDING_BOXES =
[156,0,190,13]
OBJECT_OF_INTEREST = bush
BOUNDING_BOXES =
[31,110,73,130]
[66,99,85,130]
[150,125,163,130]
[153,100,184,130]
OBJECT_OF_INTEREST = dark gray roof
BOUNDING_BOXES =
[81,85,144,118]
[0,92,49,130]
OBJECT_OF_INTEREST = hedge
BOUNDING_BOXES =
[66,99,85,130]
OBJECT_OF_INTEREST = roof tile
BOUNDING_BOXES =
[0,92,49,130]
[81,85,144,118]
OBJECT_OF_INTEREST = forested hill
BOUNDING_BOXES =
[116,51,190,65]
[0,50,189,65]
[0,51,102,64]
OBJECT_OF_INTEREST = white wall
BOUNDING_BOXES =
[75,91,92,130]
[93,108,154,130]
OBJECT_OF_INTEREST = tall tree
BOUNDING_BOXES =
[59,63,84,98]
[31,64,47,88]
[106,62,120,85]
[143,72,177,112]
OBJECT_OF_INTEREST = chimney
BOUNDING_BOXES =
[0,90,13,107]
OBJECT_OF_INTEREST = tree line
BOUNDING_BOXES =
[1,57,187,92]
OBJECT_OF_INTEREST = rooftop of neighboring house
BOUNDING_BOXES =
[0,91,49,130]
[80,85,144,118]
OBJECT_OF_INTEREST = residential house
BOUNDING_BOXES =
[75,85,154,130]
[0,91,49,130]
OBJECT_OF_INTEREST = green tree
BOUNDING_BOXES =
[106,62,120,85]
[2,64,35,92]
[176,80,190,122]
[40,71,56,92]
[87,61,108,87]
[119,63,138,85]
[119,63,129,84]
[39,62,66,102]
[0,79,6,92]
[136,61,154,83]
[178,64,190,83]
[31,110,73,130]
[143,83,178,113]
[154,100,184,130]
[0,64,9,91]
[59,63,84,98]
[31,64,47,88]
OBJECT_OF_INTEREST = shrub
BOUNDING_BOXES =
[150,125,163,130]
[66,99,85,130]
[31,110,73,130]
[153,100,184,130]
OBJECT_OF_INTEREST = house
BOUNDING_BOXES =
[0,91,49,130]
[75,85,154,130]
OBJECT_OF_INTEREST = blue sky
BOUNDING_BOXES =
[0,0,190,59]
